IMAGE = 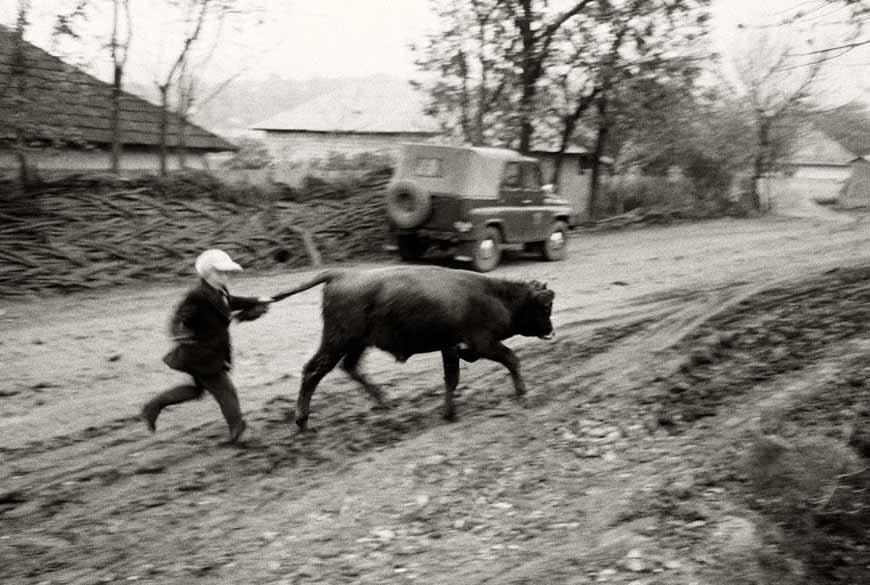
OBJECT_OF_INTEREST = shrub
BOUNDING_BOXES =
[601,172,752,220]
[222,138,273,170]
[602,176,696,215]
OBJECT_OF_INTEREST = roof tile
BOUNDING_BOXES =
[0,26,234,152]
[252,78,440,135]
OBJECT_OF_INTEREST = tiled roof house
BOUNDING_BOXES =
[0,25,234,173]
[251,78,441,186]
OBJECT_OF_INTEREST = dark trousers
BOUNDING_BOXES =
[145,371,243,430]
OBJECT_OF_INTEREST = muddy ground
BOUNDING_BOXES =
[3,214,870,585]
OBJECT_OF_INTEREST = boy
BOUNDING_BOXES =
[141,249,272,443]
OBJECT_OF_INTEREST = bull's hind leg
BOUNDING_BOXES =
[296,346,343,432]
[340,343,387,408]
[441,349,460,420]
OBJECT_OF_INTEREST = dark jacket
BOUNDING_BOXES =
[162,280,261,376]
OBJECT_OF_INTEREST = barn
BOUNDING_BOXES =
[251,78,441,186]
[0,25,234,175]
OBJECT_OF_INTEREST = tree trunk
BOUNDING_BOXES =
[751,119,770,212]
[159,85,169,176]
[11,18,29,194]
[178,114,187,169]
[516,0,536,155]
[589,95,609,220]
[551,89,597,187]
[110,64,123,174]
[14,129,30,194]
[551,115,578,188]
[519,81,535,154]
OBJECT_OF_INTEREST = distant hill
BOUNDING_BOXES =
[126,74,419,141]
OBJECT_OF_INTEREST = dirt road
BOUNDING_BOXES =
[3,215,870,584]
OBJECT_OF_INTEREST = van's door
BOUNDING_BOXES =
[497,161,527,242]
[520,162,548,241]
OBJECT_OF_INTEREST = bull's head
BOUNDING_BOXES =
[515,280,555,339]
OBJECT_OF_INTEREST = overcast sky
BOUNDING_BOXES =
[2,0,869,101]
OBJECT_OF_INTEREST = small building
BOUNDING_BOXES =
[252,78,441,186]
[0,25,235,174]
[530,144,613,224]
[761,127,854,211]
[841,156,870,208]
[782,127,854,181]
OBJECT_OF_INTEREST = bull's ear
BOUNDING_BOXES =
[534,288,555,304]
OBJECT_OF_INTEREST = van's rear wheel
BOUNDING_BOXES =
[471,226,502,272]
[397,234,428,261]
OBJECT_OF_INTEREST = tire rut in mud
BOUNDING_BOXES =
[742,352,870,584]
[648,265,870,429]
[625,265,870,585]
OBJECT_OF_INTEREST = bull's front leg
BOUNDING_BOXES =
[474,341,527,398]
[441,348,461,420]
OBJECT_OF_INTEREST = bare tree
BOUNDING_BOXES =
[155,0,212,176]
[731,32,824,210]
[546,0,710,216]
[154,0,263,174]
[414,0,594,151]
[763,1,870,64]
[109,0,132,173]
[7,0,32,190]
[54,0,133,174]
[412,0,519,146]
[505,0,595,153]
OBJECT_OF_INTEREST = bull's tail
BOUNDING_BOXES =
[270,270,343,303]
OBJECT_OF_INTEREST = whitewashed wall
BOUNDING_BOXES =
[536,155,591,224]
[260,131,438,186]
[0,147,211,172]
[789,164,851,182]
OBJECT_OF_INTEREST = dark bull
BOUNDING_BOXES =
[271,266,556,431]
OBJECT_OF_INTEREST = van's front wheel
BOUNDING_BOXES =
[471,226,502,272]
[541,221,568,261]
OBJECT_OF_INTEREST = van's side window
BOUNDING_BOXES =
[501,162,522,189]
[524,164,542,189]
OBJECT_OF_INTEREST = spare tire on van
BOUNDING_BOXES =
[386,181,432,229]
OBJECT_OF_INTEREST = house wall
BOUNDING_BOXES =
[842,160,870,208]
[789,164,851,182]
[260,130,439,186]
[761,176,846,211]
[535,153,610,224]
[0,147,211,173]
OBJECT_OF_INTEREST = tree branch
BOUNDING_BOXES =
[160,0,213,89]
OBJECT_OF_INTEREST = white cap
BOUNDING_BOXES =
[195,249,243,276]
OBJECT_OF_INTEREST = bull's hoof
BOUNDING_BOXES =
[442,409,457,422]
[514,395,529,409]
[371,397,395,411]
[141,403,159,433]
